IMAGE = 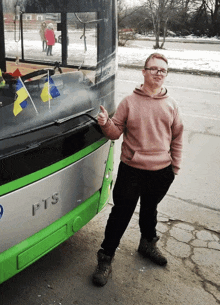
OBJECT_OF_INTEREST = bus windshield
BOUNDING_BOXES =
[0,1,116,156]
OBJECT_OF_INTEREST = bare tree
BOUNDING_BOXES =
[117,0,147,28]
[118,0,129,29]
[144,0,186,49]
[169,0,193,35]
[117,0,145,45]
[200,0,220,36]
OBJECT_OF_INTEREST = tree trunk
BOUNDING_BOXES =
[151,12,159,49]
[210,0,220,36]
[154,34,160,49]
[160,17,168,49]
[154,11,161,49]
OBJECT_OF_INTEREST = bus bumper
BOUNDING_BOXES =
[0,141,114,284]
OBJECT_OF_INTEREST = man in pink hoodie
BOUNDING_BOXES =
[92,53,184,286]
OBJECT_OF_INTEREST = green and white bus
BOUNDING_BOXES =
[0,0,117,284]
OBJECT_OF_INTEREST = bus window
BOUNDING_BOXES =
[66,13,97,69]
[5,13,62,63]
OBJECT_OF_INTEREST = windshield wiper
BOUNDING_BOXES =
[0,108,97,141]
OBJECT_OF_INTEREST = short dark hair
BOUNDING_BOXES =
[144,53,168,68]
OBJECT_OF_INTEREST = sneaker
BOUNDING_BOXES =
[138,237,167,266]
[92,249,113,286]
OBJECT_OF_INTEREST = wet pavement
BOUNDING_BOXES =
[84,193,220,304]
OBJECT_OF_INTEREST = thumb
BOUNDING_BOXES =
[100,105,106,113]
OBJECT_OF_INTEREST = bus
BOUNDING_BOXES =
[0,0,117,284]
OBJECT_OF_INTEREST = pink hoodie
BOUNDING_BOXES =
[101,85,184,174]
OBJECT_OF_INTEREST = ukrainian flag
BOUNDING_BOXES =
[13,78,29,116]
[40,76,60,102]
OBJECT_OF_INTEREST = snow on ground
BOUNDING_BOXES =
[5,40,97,67]
[118,46,220,73]
[118,34,220,74]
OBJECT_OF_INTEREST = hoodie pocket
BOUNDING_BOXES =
[130,150,171,169]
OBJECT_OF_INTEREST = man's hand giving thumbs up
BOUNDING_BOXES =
[98,105,109,126]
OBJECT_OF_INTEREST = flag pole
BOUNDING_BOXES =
[48,70,50,110]
[19,77,38,115]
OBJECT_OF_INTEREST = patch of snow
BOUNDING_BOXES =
[118,47,220,73]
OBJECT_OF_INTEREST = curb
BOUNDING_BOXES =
[118,64,220,77]
[135,37,220,44]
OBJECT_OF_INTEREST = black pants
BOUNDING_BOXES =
[47,45,53,55]
[101,162,175,256]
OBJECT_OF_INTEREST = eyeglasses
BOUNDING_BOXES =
[145,67,168,76]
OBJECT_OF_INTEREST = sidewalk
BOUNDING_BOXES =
[88,196,220,304]
[107,190,220,302]
[89,195,220,304]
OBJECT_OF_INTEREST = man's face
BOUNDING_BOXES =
[142,57,168,90]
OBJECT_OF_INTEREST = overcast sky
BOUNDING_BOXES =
[125,0,143,7]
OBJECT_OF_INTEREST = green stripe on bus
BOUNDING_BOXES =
[0,191,100,284]
[0,138,107,196]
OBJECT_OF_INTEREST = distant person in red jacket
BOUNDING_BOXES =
[92,53,184,287]
[45,23,56,56]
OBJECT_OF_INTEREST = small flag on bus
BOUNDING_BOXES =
[12,68,22,78]
[13,78,29,116]
[40,76,60,102]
